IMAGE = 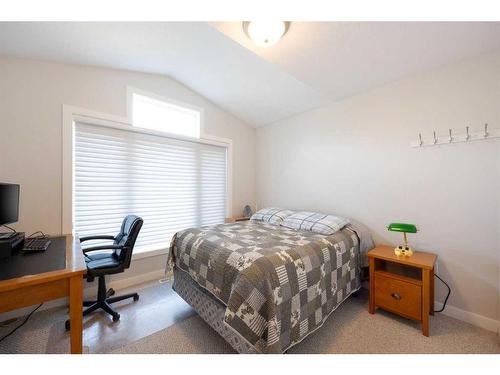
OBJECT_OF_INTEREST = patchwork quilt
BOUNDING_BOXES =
[168,221,361,353]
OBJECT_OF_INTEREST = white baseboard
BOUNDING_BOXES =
[435,301,500,334]
[106,269,166,292]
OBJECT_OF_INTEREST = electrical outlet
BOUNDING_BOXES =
[435,260,439,275]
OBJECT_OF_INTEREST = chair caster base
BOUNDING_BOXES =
[65,274,139,329]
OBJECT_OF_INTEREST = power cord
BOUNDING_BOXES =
[26,231,46,239]
[0,230,48,343]
[0,228,45,239]
[0,303,43,343]
[1,224,16,234]
[433,274,451,313]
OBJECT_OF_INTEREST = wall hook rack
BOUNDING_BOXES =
[411,123,499,148]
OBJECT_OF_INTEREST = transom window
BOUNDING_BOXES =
[131,91,201,138]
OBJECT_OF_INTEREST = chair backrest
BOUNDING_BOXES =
[113,215,143,269]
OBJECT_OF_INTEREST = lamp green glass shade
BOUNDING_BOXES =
[387,223,417,233]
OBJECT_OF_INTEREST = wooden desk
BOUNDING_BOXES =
[0,235,86,353]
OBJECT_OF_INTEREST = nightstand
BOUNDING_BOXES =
[225,216,250,223]
[368,245,437,336]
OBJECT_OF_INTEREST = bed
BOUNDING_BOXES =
[168,219,370,354]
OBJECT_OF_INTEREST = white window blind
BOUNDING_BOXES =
[73,122,227,252]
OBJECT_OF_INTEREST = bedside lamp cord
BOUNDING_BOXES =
[433,274,451,313]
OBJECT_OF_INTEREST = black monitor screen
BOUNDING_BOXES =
[0,183,20,226]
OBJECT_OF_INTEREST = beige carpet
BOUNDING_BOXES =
[0,281,193,354]
[111,290,500,354]
[2,282,498,354]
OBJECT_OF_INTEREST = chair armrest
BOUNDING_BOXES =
[80,235,116,243]
[82,245,124,254]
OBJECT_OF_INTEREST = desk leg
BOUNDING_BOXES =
[69,275,83,354]
[422,269,430,337]
[368,257,375,314]
[430,268,434,316]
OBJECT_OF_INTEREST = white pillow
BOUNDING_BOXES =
[281,211,349,235]
[250,207,295,225]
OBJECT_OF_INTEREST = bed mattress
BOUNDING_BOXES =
[172,267,259,353]
[168,221,361,353]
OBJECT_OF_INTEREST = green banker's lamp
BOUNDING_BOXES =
[387,223,418,257]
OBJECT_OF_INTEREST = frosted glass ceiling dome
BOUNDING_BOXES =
[243,21,290,47]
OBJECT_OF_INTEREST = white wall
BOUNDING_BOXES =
[256,52,500,323]
[1,52,499,329]
[0,56,256,315]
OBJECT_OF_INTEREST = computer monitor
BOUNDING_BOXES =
[0,183,20,226]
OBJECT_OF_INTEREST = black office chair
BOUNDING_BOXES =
[65,215,143,330]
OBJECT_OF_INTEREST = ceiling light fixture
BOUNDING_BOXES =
[242,21,290,47]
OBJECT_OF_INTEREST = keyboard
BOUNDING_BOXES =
[23,238,51,252]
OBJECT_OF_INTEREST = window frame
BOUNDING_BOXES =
[127,86,204,140]
[62,103,233,259]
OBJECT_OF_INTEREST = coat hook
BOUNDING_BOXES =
[465,126,470,141]
[419,133,423,146]
[433,131,437,144]
[484,123,489,138]
[449,129,453,143]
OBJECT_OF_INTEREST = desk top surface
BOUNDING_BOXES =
[0,234,86,292]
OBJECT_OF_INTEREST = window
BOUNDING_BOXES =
[73,122,226,253]
[131,92,201,138]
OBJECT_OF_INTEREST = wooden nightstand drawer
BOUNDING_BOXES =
[374,272,422,321]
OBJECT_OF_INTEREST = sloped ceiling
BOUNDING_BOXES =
[1,22,500,127]
[212,22,500,102]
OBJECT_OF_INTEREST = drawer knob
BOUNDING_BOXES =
[391,292,402,300]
